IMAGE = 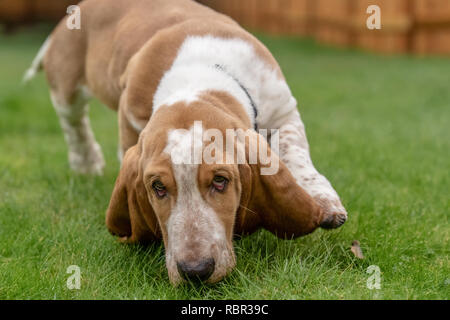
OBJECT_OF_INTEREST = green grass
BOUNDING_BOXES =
[0,26,449,300]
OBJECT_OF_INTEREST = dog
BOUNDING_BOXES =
[24,0,347,285]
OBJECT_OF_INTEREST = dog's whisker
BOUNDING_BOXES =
[239,204,258,216]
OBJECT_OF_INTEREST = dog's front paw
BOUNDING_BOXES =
[320,211,347,229]
[315,196,348,229]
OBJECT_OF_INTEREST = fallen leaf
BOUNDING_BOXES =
[350,240,364,259]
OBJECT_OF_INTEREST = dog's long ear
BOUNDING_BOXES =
[235,161,259,235]
[240,131,323,238]
[106,145,160,243]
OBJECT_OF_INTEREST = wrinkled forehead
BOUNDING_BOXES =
[157,122,237,188]
[162,125,198,194]
[162,121,244,164]
[163,121,204,166]
[161,123,211,192]
[141,108,243,182]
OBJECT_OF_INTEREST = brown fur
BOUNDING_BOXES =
[43,0,329,284]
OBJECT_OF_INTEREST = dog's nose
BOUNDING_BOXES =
[177,258,215,282]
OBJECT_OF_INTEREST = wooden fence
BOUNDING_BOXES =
[197,0,450,55]
[0,0,448,55]
[0,0,74,27]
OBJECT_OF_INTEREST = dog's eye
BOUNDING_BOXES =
[152,180,167,198]
[212,175,228,192]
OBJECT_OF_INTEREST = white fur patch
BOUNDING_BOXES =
[163,121,203,165]
[153,35,297,130]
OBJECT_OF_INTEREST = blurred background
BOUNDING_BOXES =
[0,0,449,55]
[0,0,449,299]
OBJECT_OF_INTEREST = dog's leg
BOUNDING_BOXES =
[50,86,105,175]
[277,109,347,229]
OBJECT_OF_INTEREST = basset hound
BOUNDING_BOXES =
[25,0,347,285]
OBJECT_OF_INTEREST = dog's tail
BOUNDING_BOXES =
[22,36,52,84]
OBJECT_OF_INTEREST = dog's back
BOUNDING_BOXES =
[41,0,235,109]
[23,0,277,174]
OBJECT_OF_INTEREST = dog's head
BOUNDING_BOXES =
[106,93,321,285]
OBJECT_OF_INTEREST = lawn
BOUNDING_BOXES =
[0,25,449,300]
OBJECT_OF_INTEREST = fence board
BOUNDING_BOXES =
[0,0,30,23]
[414,0,450,24]
[413,28,450,55]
